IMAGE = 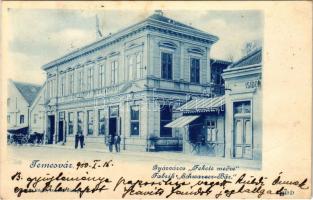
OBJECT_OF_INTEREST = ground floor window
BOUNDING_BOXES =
[87,110,94,135]
[98,109,105,135]
[77,111,84,134]
[130,106,140,136]
[68,112,74,135]
[160,105,172,137]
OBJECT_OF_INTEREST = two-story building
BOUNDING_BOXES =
[7,80,41,134]
[42,10,219,151]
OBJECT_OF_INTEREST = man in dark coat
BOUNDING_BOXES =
[114,135,121,152]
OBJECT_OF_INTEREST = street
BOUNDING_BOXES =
[6,145,261,169]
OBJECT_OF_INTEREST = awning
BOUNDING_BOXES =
[165,115,199,128]
[176,95,225,113]
[7,126,28,134]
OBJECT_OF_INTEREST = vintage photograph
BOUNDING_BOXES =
[1,2,312,199]
[6,9,263,168]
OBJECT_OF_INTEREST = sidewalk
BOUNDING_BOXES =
[42,144,261,170]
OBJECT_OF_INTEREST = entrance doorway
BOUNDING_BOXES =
[234,117,252,159]
[58,121,64,143]
[47,115,55,144]
[109,118,117,137]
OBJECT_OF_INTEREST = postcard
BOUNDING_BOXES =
[0,1,312,199]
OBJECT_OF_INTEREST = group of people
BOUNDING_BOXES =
[74,131,121,153]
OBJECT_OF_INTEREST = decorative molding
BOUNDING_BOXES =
[158,41,177,50]
[108,51,120,57]
[187,47,204,55]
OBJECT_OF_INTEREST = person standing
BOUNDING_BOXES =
[108,134,114,152]
[114,134,121,152]
[75,131,84,149]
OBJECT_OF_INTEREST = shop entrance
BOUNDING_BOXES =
[58,121,64,142]
[234,117,252,159]
[47,115,55,144]
[109,118,117,137]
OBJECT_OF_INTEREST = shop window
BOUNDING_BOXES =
[98,109,105,135]
[190,58,200,83]
[130,106,140,136]
[160,105,172,137]
[68,112,74,135]
[161,52,172,80]
[206,120,217,142]
[87,110,94,135]
[77,112,84,134]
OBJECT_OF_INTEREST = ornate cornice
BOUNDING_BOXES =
[42,19,218,70]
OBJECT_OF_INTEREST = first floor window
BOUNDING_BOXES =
[87,67,94,90]
[130,106,140,136]
[98,109,105,135]
[7,115,10,123]
[128,56,134,81]
[69,74,74,94]
[20,115,25,124]
[136,53,143,79]
[87,110,94,135]
[68,112,74,135]
[99,64,105,88]
[160,105,172,137]
[190,58,200,83]
[77,112,84,134]
[161,52,173,80]
[111,60,118,85]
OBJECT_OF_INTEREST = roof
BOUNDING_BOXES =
[176,95,225,113]
[43,11,218,70]
[12,81,42,105]
[210,59,232,66]
[148,13,208,35]
[228,48,262,69]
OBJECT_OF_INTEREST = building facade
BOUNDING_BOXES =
[29,82,46,136]
[223,48,262,161]
[166,48,262,166]
[42,11,219,151]
[7,80,41,131]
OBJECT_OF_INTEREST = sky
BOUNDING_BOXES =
[6,9,263,85]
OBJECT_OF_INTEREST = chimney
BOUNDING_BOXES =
[154,10,163,16]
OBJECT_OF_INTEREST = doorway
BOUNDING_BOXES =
[48,115,55,144]
[109,118,117,136]
[233,117,253,159]
[58,121,64,143]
